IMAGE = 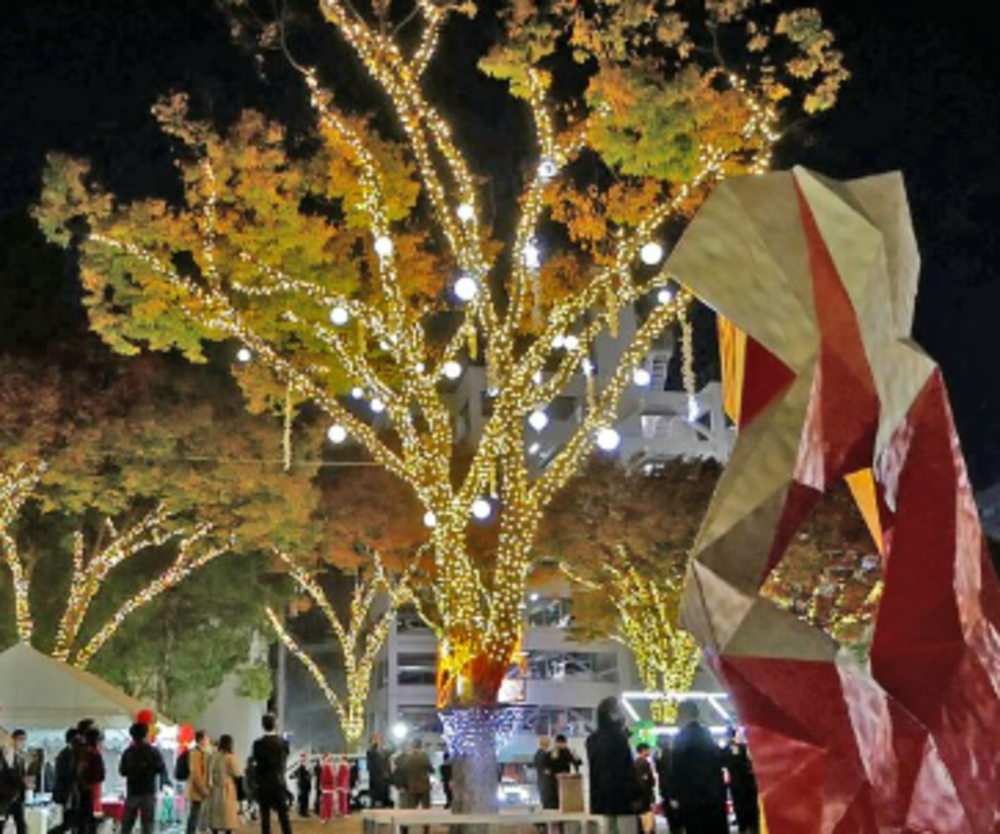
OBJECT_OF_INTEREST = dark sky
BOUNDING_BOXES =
[1,0,998,486]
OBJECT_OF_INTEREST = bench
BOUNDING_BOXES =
[362,808,603,834]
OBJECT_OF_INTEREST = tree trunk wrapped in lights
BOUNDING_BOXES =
[37,0,844,811]
[265,549,413,748]
[0,462,46,644]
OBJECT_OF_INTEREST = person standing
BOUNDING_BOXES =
[399,740,432,810]
[586,698,642,834]
[722,727,759,833]
[533,738,556,810]
[186,732,211,834]
[205,736,243,834]
[318,755,336,823]
[292,753,312,818]
[633,744,656,834]
[48,728,80,834]
[119,723,168,834]
[335,758,351,817]
[0,729,28,834]
[76,727,105,834]
[654,738,680,834]
[251,714,292,834]
[549,735,582,809]
[366,736,392,809]
[439,752,453,811]
[669,701,728,834]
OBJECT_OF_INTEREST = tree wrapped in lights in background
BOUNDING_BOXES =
[0,461,45,643]
[266,549,415,747]
[544,459,719,723]
[37,0,843,809]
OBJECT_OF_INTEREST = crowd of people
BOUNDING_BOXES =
[587,698,759,834]
[4,702,759,834]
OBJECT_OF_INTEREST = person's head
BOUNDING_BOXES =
[129,723,149,744]
[12,730,26,752]
[538,736,551,751]
[217,735,234,755]
[65,728,79,747]
[676,700,700,726]
[262,714,278,734]
[194,730,208,750]
[371,733,383,748]
[636,742,651,759]
[596,697,624,730]
[322,753,331,764]
[76,718,95,736]
[555,734,568,748]
[84,728,102,749]
[299,751,309,763]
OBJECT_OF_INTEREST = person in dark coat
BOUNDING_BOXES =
[119,723,168,834]
[549,735,582,810]
[251,715,292,834]
[722,727,759,833]
[634,744,656,834]
[292,753,312,818]
[439,752,453,810]
[366,735,392,809]
[533,738,557,810]
[669,701,728,834]
[585,697,642,834]
[49,728,80,834]
[655,737,681,834]
[0,729,29,834]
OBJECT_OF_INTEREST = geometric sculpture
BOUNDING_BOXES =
[667,167,1000,833]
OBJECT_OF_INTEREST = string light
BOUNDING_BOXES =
[564,335,580,351]
[552,335,566,349]
[374,235,394,258]
[523,241,541,270]
[537,158,558,181]
[423,511,438,528]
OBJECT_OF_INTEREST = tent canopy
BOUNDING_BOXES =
[0,643,154,731]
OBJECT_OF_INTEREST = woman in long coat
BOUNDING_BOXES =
[318,754,337,822]
[205,735,243,834]
[586,698,642,834]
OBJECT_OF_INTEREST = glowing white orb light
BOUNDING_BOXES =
[596,427,621,451]
[640,241,665,266]
[327,424,347,444]
[457,203,475,222]
[236,347,253,364]
[454,274,480,302]
[528,410,549,432]
[374,235,394,258]
[391,722,409,741]
[423,511,437,529]
[657,288,675,305]
[442,360,463,380]
[329,305,350,326]
[371,397,386,414]
[523,241,541,270]
[564,335,580,351]
[552,334,566,349]
[472,498,493,520]
[351,387,364,400]
[632,367,652,387]
[538,157,558,180]
[687,396,701,422]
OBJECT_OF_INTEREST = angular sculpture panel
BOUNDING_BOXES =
[668,167,1000,833]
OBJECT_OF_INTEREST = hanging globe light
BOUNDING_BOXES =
[327,424,348,444]
[442,360,463,380]
[528,410,549,432]
[471,498,493,520]
[236,347,253,364]
[632,367,652,387]
[596,427,621,451]
[374,235,394,258]
[371,397,386,414]
[457,203,475,222]
[351,387,365,400]
[538,157,558,181]
[329,306,350,326]
[423,511,437,528]
[640,241,665,266]
[454,274,480,302]
[657,288,674,305]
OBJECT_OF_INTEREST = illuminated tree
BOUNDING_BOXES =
[266,549,415,747]
[0,461,44,643]
[37,0,843,809]
[544,459,718,721]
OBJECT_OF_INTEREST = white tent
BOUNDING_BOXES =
[0,643,151,732]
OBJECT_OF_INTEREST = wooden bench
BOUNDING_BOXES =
[362,808,603,834]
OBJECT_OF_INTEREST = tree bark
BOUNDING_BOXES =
[444,707,501,816]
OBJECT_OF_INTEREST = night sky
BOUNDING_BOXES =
[1,0,998,486]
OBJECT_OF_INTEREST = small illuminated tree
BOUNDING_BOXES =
[0,462,44,643]
[266,549,416,747]
[38,0,844,809]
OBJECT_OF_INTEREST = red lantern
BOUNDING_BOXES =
[178,725,195,746]
[136,709,156,726]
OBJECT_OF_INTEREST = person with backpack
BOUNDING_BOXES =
[119,723,168,834]
[185,732,212,834]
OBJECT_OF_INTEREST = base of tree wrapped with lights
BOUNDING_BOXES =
[440,706,525,813]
